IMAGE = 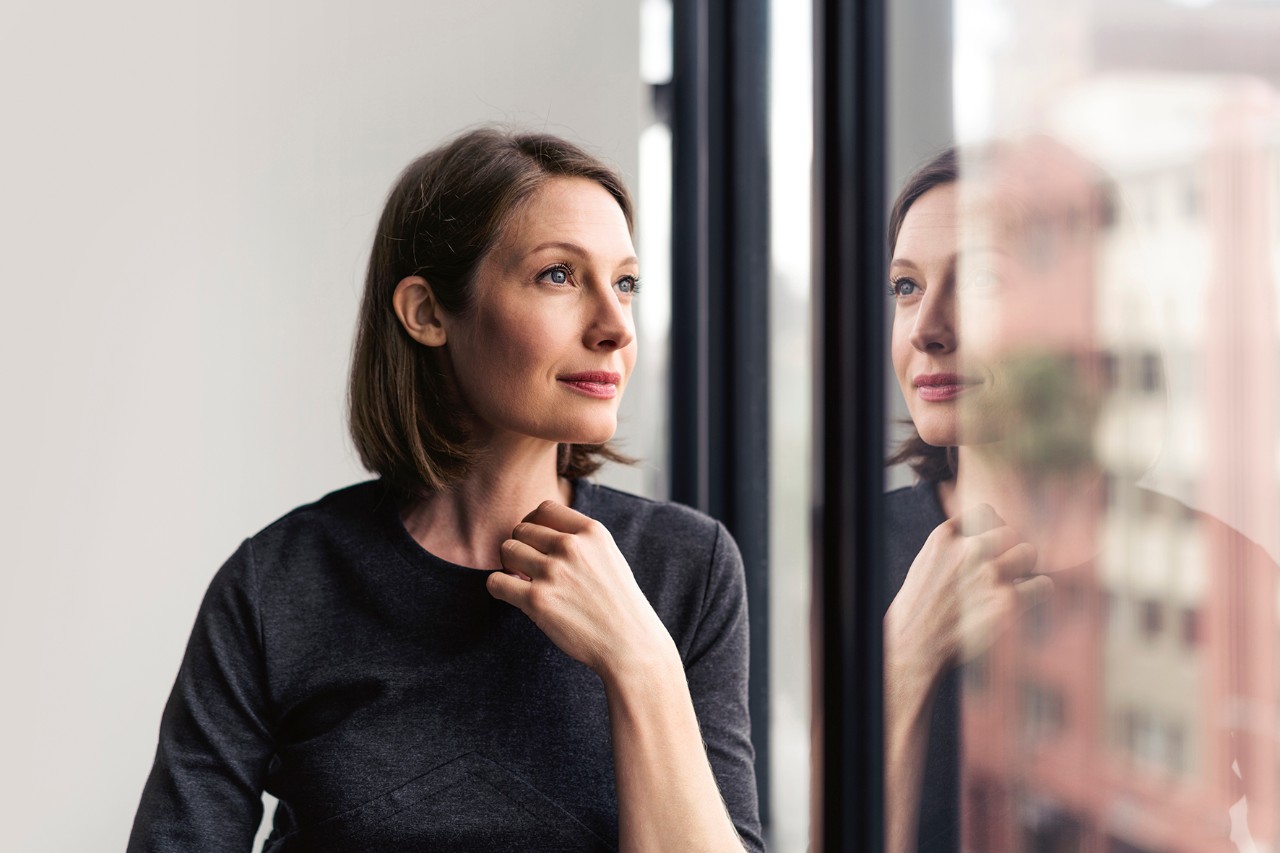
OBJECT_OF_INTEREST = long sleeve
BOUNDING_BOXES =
[683,522,764,852]
[128,540,275,852]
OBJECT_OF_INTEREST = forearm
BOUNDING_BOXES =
[603,644,745,853]
[884,611,941,853]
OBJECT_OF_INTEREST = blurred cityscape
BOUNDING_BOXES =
[955,69,1280,853]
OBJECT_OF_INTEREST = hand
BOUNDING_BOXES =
[485,501,676,680]
[885,504,1052,688]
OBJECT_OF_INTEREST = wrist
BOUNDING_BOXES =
[883,608,943,708]
[598,634,683,697]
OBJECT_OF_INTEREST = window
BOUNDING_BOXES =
[1140,599,1164,640]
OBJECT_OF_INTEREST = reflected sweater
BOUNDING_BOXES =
[884,480,958,853]
[128,480,762,853]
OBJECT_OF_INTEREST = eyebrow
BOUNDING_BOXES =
[890,245,1008,271]
[529,241,638,267]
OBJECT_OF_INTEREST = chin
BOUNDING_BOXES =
[912,418,957,449]
[547,418,618,447]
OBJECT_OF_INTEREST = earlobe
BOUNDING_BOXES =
[392,276,448,347]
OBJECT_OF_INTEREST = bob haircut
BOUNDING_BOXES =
[886,142,1119,482]
[349,127,635,497]
[887,147,960,483]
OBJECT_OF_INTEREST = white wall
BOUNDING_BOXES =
[0,2,641,849]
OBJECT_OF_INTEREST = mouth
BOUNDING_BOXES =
[557,371,622,400]
[913,372,982,402]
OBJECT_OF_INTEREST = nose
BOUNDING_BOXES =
[909,288,956,354]
[584,283,635,352]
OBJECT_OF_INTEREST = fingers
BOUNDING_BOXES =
[510,520,569,555]
[500,537,549,578]
[950,502,1005,537]
[969,525,1024,561]
[521,500,596,535]
[1012,575,1054,613]
[990,541,1039,581]
[486,570,531,608]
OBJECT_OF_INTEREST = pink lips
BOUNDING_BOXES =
[557,371,622,400]
[914,372,980,402]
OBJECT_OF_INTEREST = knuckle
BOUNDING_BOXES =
[937,516,962,536]
[551,533,575,557]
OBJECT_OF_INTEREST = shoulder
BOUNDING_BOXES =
[576,480,727,559]
[885,479,947,537]
[576,480,742,629]
[235,480,391,584]
[249,480,385,540]
[1134,486,1275,570]
[883,479,948,597]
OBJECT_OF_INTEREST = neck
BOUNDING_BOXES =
[400,434,573,569]
[939,444,1104,572]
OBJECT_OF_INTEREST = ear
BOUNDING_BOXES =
[392,276,449,347]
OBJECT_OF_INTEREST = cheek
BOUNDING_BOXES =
[450,310,547,408]
[622,338,638,377]
[890,318,914,386]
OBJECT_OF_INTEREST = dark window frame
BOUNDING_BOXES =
[669,0,772,834]
[812,0,889,848]
[669,0,891,845]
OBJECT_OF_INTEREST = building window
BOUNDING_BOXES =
[1020,680,1066,744]
[1140,351,1162,394]
[1180,607,1200,648]
[1183,181,1200,219]
[1167,724,1186,775]
[1140,599,1164,640]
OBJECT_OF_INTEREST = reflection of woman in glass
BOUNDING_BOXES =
[882,144,1100,853]
[129,128,761,852]
[883,141,1279,853]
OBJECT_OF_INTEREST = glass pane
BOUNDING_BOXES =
[886,1,1280,850]
[769,0,814,849]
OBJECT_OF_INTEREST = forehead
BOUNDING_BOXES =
[894,184,960,261]
[496,177,634,260]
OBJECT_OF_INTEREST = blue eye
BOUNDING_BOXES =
[616,275,640,295]
[539,264,573,286]
[890,277,919,298]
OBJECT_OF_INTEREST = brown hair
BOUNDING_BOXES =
[885,143,1117,483]
[886,148,960,482]
[348,127,635,497]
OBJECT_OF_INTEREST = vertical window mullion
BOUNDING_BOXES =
[812,0,888,847]
[670,0,772,833]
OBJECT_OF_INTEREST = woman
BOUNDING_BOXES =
[883,142,1279,852]
[129,128,761,852]
[882,143,1100,853]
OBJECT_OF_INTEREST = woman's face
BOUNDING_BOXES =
[889,182,1001,449]
[445,176,639,449]
[891,171,1104,462]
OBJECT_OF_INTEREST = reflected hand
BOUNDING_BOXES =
[886,504,1052,685]
[485,501,675,679]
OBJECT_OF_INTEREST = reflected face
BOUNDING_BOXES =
[891,176,1104,465]
[446,177,639,447]
[889,183,1003,448]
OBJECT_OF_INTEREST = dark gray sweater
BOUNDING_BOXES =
[884,480,958,853]
[129,480,762,852]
